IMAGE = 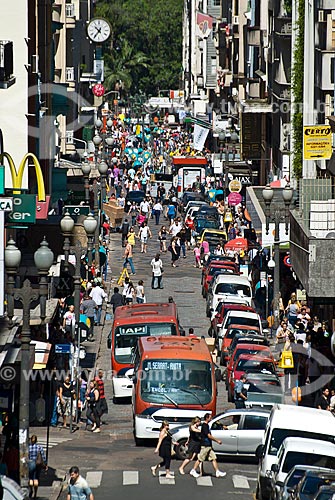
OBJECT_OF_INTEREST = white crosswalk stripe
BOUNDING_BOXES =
[86,471,103,488]
[71,470,256,489]
[37,435,73,451]
[196,476,213,486]
[123,471,139,485]
[232,475,250,489]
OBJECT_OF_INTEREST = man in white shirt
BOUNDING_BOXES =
[63,305,76,335]
[89,283,107,326]
[140,198,150,218]
[169,220,182,237]
[153,201,163,225]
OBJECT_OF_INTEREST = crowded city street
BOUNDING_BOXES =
[2,1,335,500]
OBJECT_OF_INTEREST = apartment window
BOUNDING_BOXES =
[65,130,74,144]
[211,57,217,75]
[212,0,220,5]
[332,20,335,48]
[66,67,75,81]
[65,3,75,17]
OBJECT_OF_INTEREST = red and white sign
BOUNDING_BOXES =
[196,12,214,39]
[36,195,51,220]
[228,192,242,206]
[92,84,105,97]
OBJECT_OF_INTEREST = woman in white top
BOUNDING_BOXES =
[138,221,152,253]
[125,281,135,304]
[136,280,145,304]
[151,253,163,289]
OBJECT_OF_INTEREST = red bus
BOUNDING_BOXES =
[132,336,217,443]
[109,303,184,400]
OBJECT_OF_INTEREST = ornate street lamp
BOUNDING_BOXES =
[81,160,92,204]
[4,238,21,327]
[34,237,54,322]
[60,210,75,271]
[83,214,98,267]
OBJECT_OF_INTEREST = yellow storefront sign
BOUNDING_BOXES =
[303,125,332,160]
[0,152,46,201]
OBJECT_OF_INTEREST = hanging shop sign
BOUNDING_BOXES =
[303,125,332,160]
[228,179,242,193]
[7,195,36,223]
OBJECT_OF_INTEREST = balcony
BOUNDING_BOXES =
[290,210,335,298]
[315,49,335,91]
[247,27,261,46]
[274,17,292,37]
[317,0,334,8]
[270,79,291,101]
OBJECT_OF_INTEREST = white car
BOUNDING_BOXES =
[171,408,269,460]
[217,310,262,354]
[207,274,253,316]
[184,200,207,214]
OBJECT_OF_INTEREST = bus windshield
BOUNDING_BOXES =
[114,323,177,364]
[140,359,213,405]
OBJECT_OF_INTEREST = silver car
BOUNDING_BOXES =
[171,408,270,460]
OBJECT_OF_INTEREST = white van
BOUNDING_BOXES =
[255,404,335,500]
[270,438,335,500]
[208,274,253,313]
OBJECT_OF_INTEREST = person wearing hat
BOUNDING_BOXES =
[234,374,248,409]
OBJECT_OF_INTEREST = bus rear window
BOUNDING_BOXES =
[269,429,335,456]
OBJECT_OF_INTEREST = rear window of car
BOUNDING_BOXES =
[283,453,335,474]
[226,316,258,328]
[301,477,335,495]
[269,429,335,456]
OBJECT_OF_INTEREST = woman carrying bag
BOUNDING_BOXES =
[151,421,178,479]
[28,435,47,499]
[86,380,101,433]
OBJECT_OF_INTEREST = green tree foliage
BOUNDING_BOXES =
[96,0,183,96]
[291,0,304,179]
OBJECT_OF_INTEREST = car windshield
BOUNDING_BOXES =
[215,284,251,296]
[236,359,275,373]
[197,220,218,230]
[114,323,177,364]
[269,429,335,456]
[283,453,335,474]
[140,359,212,405]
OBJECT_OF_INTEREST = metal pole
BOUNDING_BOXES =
[92,183,100,269]
[273,210,280,330]
[14,280,39,489]
[84,174,90,205]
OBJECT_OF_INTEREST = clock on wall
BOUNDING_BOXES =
[87,18,111,43]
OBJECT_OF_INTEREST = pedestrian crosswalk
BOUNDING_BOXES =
[37,434,74,452]
[83,470,257,490]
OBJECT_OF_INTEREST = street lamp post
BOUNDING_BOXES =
[82,160,92,205]
[60,211,75,273]
[91,181,100,268]
[262,184,293,329]
[83,213,98,269]
[5,238,21,327]
[5,238,53,489]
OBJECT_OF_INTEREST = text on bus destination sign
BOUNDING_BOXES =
[146,361,182,370]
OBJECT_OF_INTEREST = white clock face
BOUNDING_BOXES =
[87,19,111,43]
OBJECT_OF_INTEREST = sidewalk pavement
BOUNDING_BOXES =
[32,266,113,500]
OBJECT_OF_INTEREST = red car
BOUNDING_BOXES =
[225,343,272,392]
[209,304,255,339]
[220,324,261,366]
[202,263,238,298]
[228,353,277,402]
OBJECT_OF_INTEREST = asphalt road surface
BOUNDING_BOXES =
[50,220,258,500]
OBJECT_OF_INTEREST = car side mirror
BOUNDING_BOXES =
[255,444,264,460]
[271,464,279,473]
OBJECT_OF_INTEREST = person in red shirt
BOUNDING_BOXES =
[94,370,108,421]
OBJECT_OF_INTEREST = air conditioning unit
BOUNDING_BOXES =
[232,15,239,25]
[318,10,325,22]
